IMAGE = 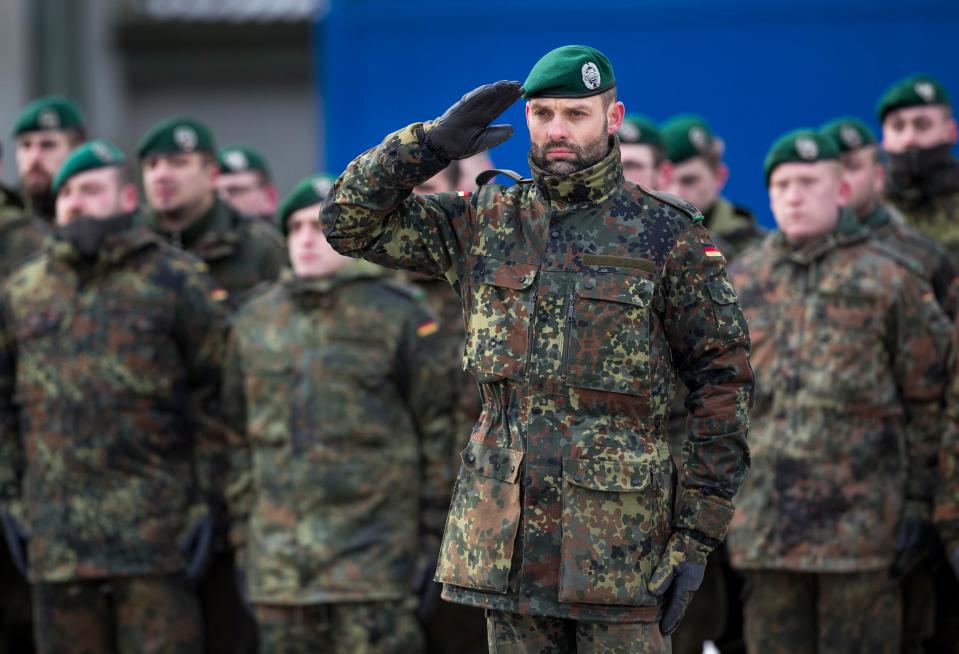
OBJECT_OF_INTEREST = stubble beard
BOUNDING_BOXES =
[530,120,610,176]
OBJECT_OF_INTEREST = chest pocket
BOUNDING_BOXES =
[243,350,294,446]
[563,272,655,399]
[464,257,538,383]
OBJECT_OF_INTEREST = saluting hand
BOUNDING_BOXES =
[425,80,523,161]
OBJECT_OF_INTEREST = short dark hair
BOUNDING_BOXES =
[64,127,86,148]
[600,86,617,110]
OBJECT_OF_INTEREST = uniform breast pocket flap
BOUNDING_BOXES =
[244,352,294,446]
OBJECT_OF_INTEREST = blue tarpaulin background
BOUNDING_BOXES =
[317,0,959,226]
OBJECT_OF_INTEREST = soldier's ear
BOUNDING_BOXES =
[607,101,625,135]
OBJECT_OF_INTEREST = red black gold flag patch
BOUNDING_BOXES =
[416,320,439,337]
[703,245,724,258]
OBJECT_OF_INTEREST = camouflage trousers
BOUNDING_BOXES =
[253,600,424,654]
[742,569,901,654]
[485,609,671,654]
[31,574,202,654]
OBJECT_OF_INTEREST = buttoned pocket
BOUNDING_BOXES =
[559,457,671,606]
[563,273,655,398]
[706,276,748,345]
[464,257,538,383]
[435,440,524,593]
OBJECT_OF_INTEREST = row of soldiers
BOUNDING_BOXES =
[0,62,957,654]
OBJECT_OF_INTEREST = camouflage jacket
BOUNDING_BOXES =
[404,273,482,475]
[0,221,230,582]
[936,317,959,554]
[0,184,48,282]
[321,125,752,623]
[884,154,959,260]
[143,197,287,307]
[861,202,958,318]
[223,262,453,604]
[703,196,766,260]
[727,213,948,572]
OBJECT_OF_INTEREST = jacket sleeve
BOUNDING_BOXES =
[396,301,456,556]
[321,123,475,288]
[889,272,950,515]
[661,221,753,543]
[221,324,253,548]
[0,291,20,510]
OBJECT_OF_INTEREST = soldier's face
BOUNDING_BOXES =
[16,130,74,196]
[839,146,883,216]
[56,168,137,225]
[142,152,217,213]
[526,96,624,175]
[217,170,278,216]
[288,204,352,278]
[620,143,668,189]
[769,161,849,245]
[882,105,958,154]
[665,157,726,212]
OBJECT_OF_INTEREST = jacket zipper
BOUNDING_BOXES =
[560,288,576,379]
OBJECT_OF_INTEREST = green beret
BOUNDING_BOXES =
[819,117,877,154]
[522,45,615,99]
[764,128,840,185]
[53,140,125,194]
[277,174,334,236]
[137,117,216,159]
[661,114,719,164]
[12,95,85,137]
[218,145,272,179]
[617,114,663,147]
[877,74,951,122]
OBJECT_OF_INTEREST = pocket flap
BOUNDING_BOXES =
[706,277,739,305]
[563,458,652,492]
[473,257,538,290]
[461,441,524,483]
[576,273,653,307]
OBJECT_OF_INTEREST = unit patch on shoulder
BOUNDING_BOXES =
[416,319,439,337]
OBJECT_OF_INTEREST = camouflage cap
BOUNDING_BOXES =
[12,95,85,137]
[277,174,335,236]
[137,117,216,159]
[876,74,951,122]
[819,117,878,154]
[53,140,126,194]
[218,145,272,179]
[662,114,716,164]
[617,114,663,147]
[522,45,615,99]
[764,128,840,185]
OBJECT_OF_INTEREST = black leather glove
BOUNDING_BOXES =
[179,512,214,585]
[890,517,936,578]
[648,531,710,636]
[1,510,27,578]
[424,81,523,161]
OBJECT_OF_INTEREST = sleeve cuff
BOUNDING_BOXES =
[675,491,735,541]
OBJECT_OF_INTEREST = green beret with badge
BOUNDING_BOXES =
[661,114,717,164]
[137,117,216,158]
[876,74,951,122]
[52,140,126,194]
[522,45,615,99]
[819,117,877,154]
[277,174,335,236]
[617,114,663,147]
[218,145,272,179]
[763,128,840,185]
[12,95,86,137]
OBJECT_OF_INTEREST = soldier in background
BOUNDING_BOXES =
[727,129,948,654]
[879,74,959,258]
[12,96,86,225]
[217,145,279,223]
[616,113,672,189]
[0,140,232,654]
[662,113,765,258]
[224,175,452,653]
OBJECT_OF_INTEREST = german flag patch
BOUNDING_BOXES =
[416,320,439,337]
[456,191,471,198]
[703,245,724,259]
[210,288,229,302]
